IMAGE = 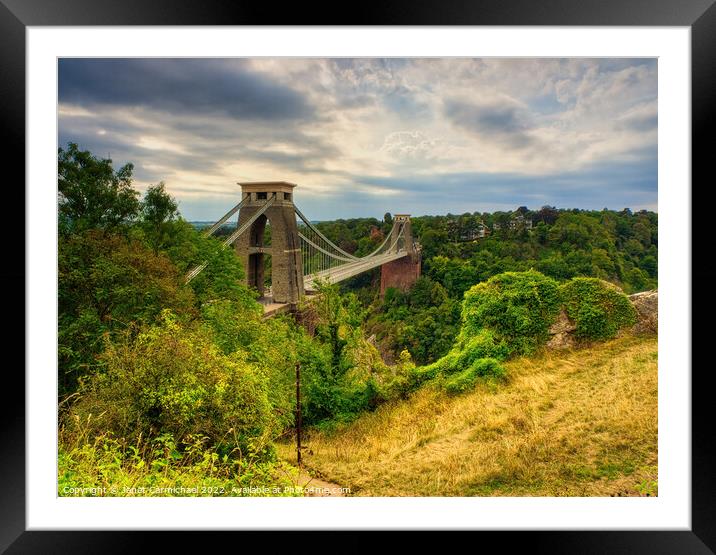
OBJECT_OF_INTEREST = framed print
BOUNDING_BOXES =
[5,0,711,552]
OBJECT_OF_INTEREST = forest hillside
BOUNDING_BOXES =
[57,144,657,497]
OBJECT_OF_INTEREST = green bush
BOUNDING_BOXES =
[414,329,509,384]
[409,271,560,395]
[461,270,561,355]
[559,277,636,340]
[453,329,512,367]
[58,229,196,396]
[70,311,277,460]
[444,358,506,394]
[408,271,640,396]
[408,359,446,388]
[58,431,300,497]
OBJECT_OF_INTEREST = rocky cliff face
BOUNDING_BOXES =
[628,290,658,335]
[546,289,658,349]
[546,309,577,350]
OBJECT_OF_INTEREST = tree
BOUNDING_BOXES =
[640,255,658,278]
[534,205,559,225]
[58,143,140,234]
[427,256,480,299]
[141,182,180,253]
[313,280,349,373]
[58,230,195,396]
[420,228,450,259]
[633,220,652,248]
[534,221,548,245]
[383,212,393,225]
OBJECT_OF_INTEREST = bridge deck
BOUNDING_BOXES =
[303,250,408,291]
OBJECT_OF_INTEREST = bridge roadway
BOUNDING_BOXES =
[259,249,409,316]
[303,249,408,291]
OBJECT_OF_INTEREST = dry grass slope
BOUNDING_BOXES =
[278,334,657,496]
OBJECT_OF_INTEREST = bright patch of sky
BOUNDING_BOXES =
[58,58,657,221]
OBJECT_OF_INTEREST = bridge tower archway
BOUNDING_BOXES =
[235,182,304,304]
[246,213,273,296]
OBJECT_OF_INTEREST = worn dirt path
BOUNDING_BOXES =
[294,467,348,497]
[275,440,349,496]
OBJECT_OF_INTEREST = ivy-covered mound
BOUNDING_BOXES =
[559,277,637,341]
[411,270,561,393]
[411,270,636,394]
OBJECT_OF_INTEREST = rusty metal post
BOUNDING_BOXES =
[295,362,302,467]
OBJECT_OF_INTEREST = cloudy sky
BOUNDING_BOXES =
[58,58,657,221]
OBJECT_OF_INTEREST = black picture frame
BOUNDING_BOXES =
[4,1,710,552]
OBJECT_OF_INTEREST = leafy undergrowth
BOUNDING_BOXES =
[58,430,303,497]
[277,334,657,497]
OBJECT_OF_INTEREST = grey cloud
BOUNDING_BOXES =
[594,58,656,73]
[337,94,376,110]
[326,59,429,117]
[618,113,658,132]
[444,98,535,148]
[58,122,223,183]
[348,154,657,214]
[57,91,340,181]
[383,86,430,118]
[57,57,657,221]
[59,58,314,121]
[59,103,347,187]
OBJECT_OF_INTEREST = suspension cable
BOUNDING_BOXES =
[298,232,356,263]
[221,194,276,248]
[293,205,360,260]
[365,220,399,257]
[303,223,407,287]
[185,194,277,284]
[203,195,249,237]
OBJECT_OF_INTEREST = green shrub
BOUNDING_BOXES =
[408,270,561,394]
[58,229,196,396]
[444,358,506,394]
[58,431,300,497]
[461,270,561,355]
[559,277,637,340]
[200,302,313,430]
[408,361,444,388]
[413,329,509,385]
[453,329,512,368]
[70,311,277,460]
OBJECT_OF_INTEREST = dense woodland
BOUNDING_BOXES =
[313,203,656,366]
[58,144,656,495]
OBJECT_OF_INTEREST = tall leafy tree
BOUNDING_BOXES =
[58,143,140,234]
[58,230,195,397]
[141,181,180,253]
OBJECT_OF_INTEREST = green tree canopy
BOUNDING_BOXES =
[58,230,196,396]
[140,181,180,252]
[58,142,140,234]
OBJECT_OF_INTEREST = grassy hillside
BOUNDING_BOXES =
[278,334,657,496]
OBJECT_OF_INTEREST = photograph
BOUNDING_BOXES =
[56,56,659,499]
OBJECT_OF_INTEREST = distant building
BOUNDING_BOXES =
[492,213,533,232]
[459,220,488,241]
[509,214,533,231]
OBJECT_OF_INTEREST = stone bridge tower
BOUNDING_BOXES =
[234,182,304,304]
[380,214,422,295]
